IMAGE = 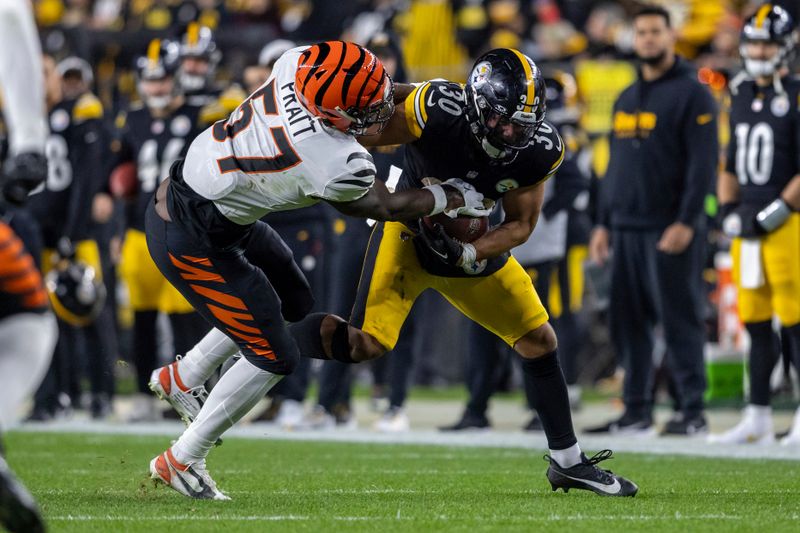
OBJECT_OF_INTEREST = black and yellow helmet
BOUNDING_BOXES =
[45,260,106,327]
[465,48,546,159]
[740,4,797,78]
[135,38,181,81]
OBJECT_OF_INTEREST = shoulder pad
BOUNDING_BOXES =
[219,85,246,111]
[403,80,465,138]
[73,93,103,122]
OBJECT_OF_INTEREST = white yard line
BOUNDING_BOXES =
[13,419,800,460]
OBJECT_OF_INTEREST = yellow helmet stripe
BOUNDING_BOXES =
[147,39,161,68]
[509,48,535,107]
[187,22,200,45]
[755,4,772,29]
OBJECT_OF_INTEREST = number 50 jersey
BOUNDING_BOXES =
[726,76,800,207]
[182,46,378,226]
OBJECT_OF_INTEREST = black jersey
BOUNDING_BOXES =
[399,80,565,277]
[726,76,800,207]
[112,102,205,232]
[26,93,106,247]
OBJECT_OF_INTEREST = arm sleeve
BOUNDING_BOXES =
[724,105,736,175]
[317,151,377,203]
[0,0,47,155]
[678,86,719,225]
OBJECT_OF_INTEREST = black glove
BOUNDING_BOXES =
[720,203,763,238]
[1,152,47,206]
[419,223,464,267]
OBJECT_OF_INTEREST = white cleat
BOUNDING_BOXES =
[150,448,230,501]
[707,406,775,445]
[780,407,800,446]
[149,361,208,424]
[373,407,410,433]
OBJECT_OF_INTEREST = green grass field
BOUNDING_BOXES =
[4,431,800,532]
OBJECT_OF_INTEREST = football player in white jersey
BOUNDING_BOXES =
[0,0,58,530]
[146,41,488,499]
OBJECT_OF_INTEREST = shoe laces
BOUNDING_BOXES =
[583,449,616,482]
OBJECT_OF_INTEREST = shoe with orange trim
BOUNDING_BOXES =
[149,448,230,500]
[148,361,208,424]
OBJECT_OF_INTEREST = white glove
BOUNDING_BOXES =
[442,178,493,218]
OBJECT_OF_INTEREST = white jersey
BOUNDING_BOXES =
[183,46,377,225]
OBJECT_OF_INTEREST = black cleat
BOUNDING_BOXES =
[661,413,708,436]
[546,449,638,497]
[584,412,655,436]
[0,455,45,533]
[438,412,491,431]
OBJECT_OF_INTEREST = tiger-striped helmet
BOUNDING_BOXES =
[295,41,394,136]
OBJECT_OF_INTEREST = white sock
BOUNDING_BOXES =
[172,357,283,464]
[550,443,582,468]
[177,328,240,389]
[744,404,772,429]
[0,313,57,429]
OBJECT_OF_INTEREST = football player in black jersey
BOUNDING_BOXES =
[711,4,800,445]
[290,48,638,496]
[26,56,109,420]
[112,39,208,421]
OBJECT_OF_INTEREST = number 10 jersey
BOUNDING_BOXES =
[726,76,800,207]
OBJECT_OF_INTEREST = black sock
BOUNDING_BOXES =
[745,321,779,406]
[519,350,577,450]
[288,312,330,360]
[785,323,800,377]
[133,310,158,393]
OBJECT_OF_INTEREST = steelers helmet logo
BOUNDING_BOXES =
[470,61,492,87]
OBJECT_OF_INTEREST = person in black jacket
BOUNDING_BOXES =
[587,5,718,436]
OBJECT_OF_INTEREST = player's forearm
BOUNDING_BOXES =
[380,187,462,221]
[473,220,534,261]
[780,175,800,210]
[717,170,740,205]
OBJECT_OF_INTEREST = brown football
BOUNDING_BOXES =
[422,213,489,243]
[109,161,138,200]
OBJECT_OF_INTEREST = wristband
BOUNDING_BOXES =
[756,198,792,233]
[424,184,448,215]
[456,243,477,268]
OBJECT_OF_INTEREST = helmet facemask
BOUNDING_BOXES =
[331,76,395,136]
[467,84,545,159]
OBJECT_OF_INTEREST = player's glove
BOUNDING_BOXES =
[419,223,483,274]
[1,152,47,206]
[720,202,762,238]
[422,178,493,218]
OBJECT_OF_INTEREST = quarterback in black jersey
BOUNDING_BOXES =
[712,4,800,445]
[291,48,638,497]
